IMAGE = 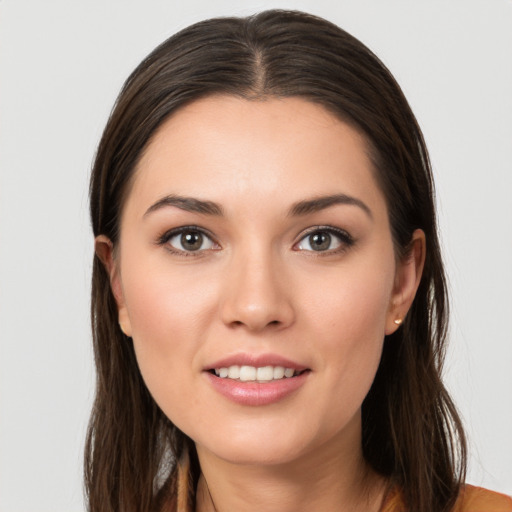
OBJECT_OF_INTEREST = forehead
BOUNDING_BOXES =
[127,95,386,218]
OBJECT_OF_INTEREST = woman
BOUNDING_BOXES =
[85,10,512,512]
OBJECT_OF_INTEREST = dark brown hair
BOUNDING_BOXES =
[86,10,466,512]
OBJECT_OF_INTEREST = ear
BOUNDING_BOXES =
[385,229,426,335]
[95,235,132,337]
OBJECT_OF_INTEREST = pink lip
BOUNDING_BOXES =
[205,353,308,372]
[203,353,311,406]
[204,370,310,406]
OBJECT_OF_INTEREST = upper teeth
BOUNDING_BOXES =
[214,365,297,382]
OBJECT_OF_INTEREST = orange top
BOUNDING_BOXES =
[381,485,512,512]
[171,454,512,512]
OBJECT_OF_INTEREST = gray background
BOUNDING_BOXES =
[1,0,511,510]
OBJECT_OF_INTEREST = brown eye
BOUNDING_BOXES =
[167,229,215,252]
[308,232,332,251]
[181,232,203,251]
[295,227,353,253]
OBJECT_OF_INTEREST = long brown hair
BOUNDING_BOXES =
[86,10,466,512]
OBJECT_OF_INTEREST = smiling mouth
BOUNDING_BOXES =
[209,365,308,383]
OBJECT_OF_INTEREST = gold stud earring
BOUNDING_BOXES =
[394,318,403,326]
[118,321,128,336]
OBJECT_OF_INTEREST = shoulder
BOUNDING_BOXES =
[381,484,512,512]
[454,485,512,512]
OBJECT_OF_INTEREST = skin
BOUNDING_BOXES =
[97,96,425,512]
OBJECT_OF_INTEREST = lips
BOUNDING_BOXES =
[204,353,310,406]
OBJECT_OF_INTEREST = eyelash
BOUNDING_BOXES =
[156,225,355,256]
[156,226,219,257]
[293,226,355,255]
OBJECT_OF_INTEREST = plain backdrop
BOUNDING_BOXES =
[1,0,511,510]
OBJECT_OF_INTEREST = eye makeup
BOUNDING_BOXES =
[293,225,355,255]
[156,225,220,256]
[155,223,356,258]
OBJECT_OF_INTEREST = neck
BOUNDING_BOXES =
[194,415,387,512]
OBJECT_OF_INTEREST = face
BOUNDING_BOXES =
[100,96,422,468]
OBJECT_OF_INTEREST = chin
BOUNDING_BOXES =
[202,439,306,467]
[192,418,332,468]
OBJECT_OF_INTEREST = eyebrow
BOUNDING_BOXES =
[144,193,372,219]
[144,194,224,217]
[289,194,373,218]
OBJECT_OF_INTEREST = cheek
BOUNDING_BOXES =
[119,255,220,418]
[308,258,394,343]
[305,258,394,401]
[121,247,220,342]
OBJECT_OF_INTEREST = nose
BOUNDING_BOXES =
[220,249,295,332]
